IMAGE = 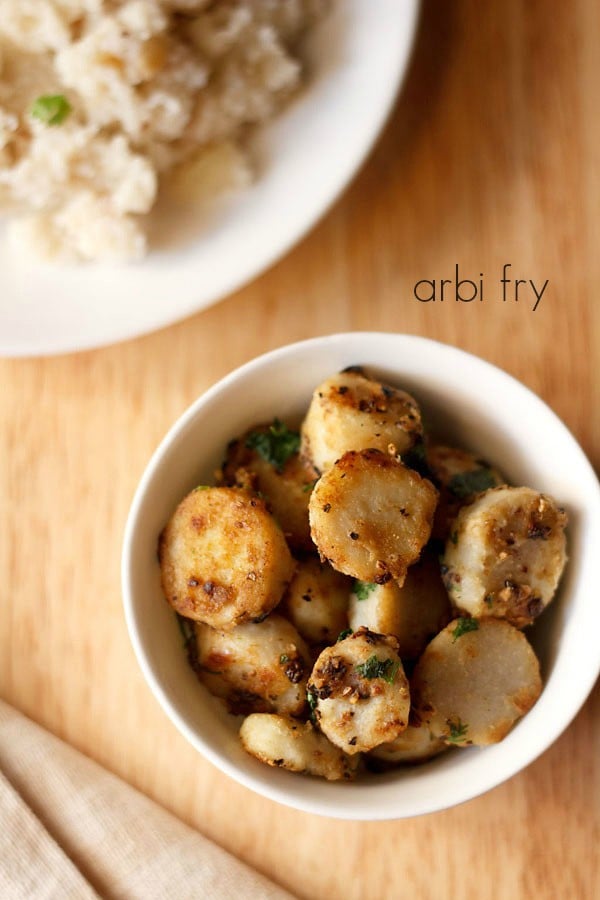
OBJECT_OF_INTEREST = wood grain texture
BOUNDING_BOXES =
[1,1,599,897]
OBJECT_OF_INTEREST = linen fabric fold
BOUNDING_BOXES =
[0,700,295,900]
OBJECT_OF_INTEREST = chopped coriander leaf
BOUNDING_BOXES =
[446,718,469,743]
[355,655,399,683]
[279,654,289,664]
[450,530,459,545]
[352,580,377,601]
[401,442,432,478]
[194,485,211,491]
[336,628,353,642]
[245,419,300,472]
[451,617,479,642]
[402,442,426,465]
[302,478,319,493]
[31,94,72,126]
[447,468,497,499]
[381,661,400,684]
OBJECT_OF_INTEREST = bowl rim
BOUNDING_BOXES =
[122,332,600,820]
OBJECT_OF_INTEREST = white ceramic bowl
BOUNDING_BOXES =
[122,333,600,820]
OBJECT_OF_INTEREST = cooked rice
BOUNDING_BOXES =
[0,0,326,262]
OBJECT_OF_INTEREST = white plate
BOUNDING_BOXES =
[0,1,419,357]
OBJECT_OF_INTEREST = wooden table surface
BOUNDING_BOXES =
[2,2,599,897]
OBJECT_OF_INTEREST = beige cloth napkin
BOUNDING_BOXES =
[0,699,295,900]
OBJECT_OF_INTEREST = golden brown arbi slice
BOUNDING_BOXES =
[348,549,451,660]
[441,486,567,626]
[240,714,359,781]
[427,444,506,541]
[300,370,423,473]
[309,449,438,584]
[281,557,351,645]
[307,628,410,754]
[220,421,319,552]
[411,617,542,746]
[159,486,295,630]
[195,615,311,716]
[369,723,447,765]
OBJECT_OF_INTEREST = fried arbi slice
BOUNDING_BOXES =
[441,486,567,627]
[221,422,319,552]
[427,445,506,540]
[348,550,451,659]
[412,618,542,746]
[195,615,311,716]
[282,557,350,645]
[240,714,359,781]
[159,486,295,630]
[309,449,438,584]
[348,579,404,641]
[369,723,447,765]
[307,628,410,754]
[300,370,423,473]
